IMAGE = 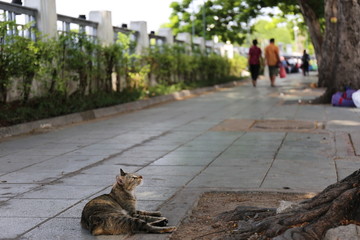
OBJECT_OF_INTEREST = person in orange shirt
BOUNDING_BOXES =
[265,38,281,87]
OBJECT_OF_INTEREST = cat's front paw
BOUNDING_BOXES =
[151,217,168,227]
[157,218,168,226]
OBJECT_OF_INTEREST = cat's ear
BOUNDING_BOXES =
[120,169,126,176]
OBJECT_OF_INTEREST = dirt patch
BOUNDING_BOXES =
[170,191,314,240]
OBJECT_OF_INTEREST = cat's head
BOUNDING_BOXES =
[115,169,143,191]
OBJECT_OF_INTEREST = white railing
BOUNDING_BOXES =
[149,31,166,47]
[0,0,233,58]
[0,1,37,39]
[57,14,98,41]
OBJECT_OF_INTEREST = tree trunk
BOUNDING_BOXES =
[297,0,323,68]
[217,169,360,240]
[314,0,360,103]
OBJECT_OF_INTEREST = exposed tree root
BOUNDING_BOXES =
[217,169,360,240]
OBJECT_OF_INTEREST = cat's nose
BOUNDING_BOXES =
[139,175,143,179]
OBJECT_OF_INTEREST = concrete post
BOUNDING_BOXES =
[215,42,225,57]
[130,21,149,54]
[176,32,191,53]
[224,43,234,59]
[24,0,57,38]
[89,11,113,46]
[206,40,214,54]
[193,36,205,53]
[158,28,173,45]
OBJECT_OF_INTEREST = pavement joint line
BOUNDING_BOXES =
[155,131,248,212]
[3,112,213,203]
[135,121,218,211]
[14,197,87,239]
[348,133,357,156]
[259,132,289,188]
[0,124,142,178]
[13,183,111,239]
[12,116,215,238]
[0,130,174,205]
[334,156,340,182]
[2,73,358,239]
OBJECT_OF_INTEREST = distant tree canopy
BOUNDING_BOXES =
[167,0,360,103]
[251,18,293,46]
[166,0,324,45]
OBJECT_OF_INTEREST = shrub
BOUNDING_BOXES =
[0,22,248,127]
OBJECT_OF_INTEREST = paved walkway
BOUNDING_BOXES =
[1,73,360,240]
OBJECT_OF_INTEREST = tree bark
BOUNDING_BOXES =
[313,0,360,103]
[218,169,360,240]
[297,0,323,68]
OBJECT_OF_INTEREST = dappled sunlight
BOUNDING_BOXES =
[327,120,360,127]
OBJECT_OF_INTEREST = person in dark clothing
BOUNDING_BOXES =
[301,50,310,76]
[248,39,262,87]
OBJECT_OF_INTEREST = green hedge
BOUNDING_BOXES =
[0,20,247,127]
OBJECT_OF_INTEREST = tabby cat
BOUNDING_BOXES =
[81,169,176,235]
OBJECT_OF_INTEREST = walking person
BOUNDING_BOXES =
[248,39,262,87]
[264,38,281,87]
[301,50,310,76]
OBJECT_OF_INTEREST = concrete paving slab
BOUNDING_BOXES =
[140,174,193,187]
[217,149,278,160]
[0,183,39,198]
[56,201,87,218]
[21,155,108,175]
[285,131,330,140]
[19,184,104,200]
[58,173,114,186]
[276,150,332,161]
[126,233,169,240]
[150,156,214,166]
[335,158,360,180]
[157,187,203,229]
[0,199,79,218]
[187,166,266,188]
[236,131,286,141]
[326,119,360,132]
[0,170,62,184]
[65,147,124,156]
[350,132,360,156]
[179,142,229,152]
[324,224,360,240]
[194,131,244,141]
[1,73,360,239]
[80,165,141,175]
[20,217,104,240]
[334,132,356,157]
[157,149,220,161]
[0,217,46,239]
[104,156,157,166]
[261,159,336,191]
[118,149,170,159]
[136,186,178,201]
[0,151,55,164]
[211,156,274,167]
[137,166,203,177]
[128,145,178,152]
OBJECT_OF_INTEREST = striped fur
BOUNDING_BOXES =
[80,169,176,235]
